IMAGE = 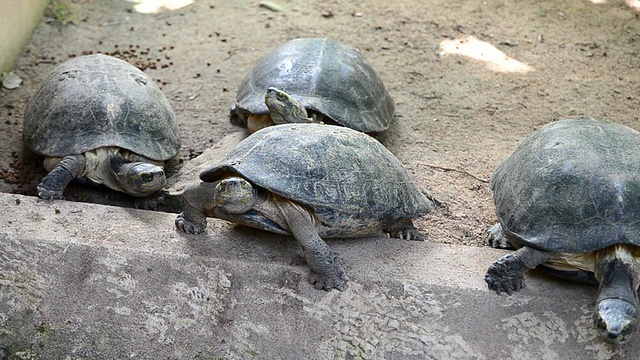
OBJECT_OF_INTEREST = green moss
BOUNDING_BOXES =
[0,321,51,359]
[49,0,76,26]
[33,323,50,336]
[0,340,40,360]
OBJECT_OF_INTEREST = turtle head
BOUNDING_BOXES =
[214,177,256,214]
[593,298,639,345]
[111,156,166,196]
[265,87,312,124]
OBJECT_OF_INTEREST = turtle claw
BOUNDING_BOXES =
[36,184,65,201]
[387,220,424,241]
[485,260,525,295]
[305,251,348,291]
[390,228,424,241]
[487,224,514,249]
[175,212,206,234]
[308,266,348,292]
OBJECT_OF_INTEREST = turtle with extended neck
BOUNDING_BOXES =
[486,117,640,345]
[230,37,394,134]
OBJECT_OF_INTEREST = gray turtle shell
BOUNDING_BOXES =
[235,38,395,133]
[491,117,640,253]
[23,54,180,161]
[200,124,430,234]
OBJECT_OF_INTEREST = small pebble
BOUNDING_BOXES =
[259,1,283,12]
[1,72,23,90]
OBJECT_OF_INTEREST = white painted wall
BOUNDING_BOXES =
[0,0,50,73]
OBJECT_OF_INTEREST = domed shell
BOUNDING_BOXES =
[491,117,640,253]
[23,54,180,161]
[200,124,430,230]
[235,38,395,133]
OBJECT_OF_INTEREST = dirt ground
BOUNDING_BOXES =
[1,0,639,247]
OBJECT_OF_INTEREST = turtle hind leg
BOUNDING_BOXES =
[384,220,424,241]
[38,154,85,200]
[487,223,516,249]
[485,246,552,295]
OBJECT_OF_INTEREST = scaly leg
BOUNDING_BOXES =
[38,155,85,200]
[485,246,552,295]
[277,200,347,291]
[175,182,216,234]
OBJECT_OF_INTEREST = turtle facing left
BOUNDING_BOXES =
[175,124,431,291]
[231,38,395,134]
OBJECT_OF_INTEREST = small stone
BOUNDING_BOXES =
[259,1,283,12]
[387,319,400,329]
[1,72,22,90]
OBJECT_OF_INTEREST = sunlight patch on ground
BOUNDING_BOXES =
[626,0,640,10]
[438,36,534,74]
[586,0,640,10]
[126,0,195,13]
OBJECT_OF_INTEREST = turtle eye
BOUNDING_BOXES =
[277,92,287,101]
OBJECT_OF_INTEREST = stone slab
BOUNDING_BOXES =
[0,193,636,359]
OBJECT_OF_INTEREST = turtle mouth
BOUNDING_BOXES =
[593,298,639,345]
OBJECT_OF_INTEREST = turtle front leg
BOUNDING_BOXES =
[134,192,166,210]
[175,183,216,234]
[277,200,347,291]
[384,219,424,241]
[38,155,85,200]
[485,246,552,295]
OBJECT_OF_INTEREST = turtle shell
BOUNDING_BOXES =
[235,38,395,133]
[491,117,640,253]
[23,54,180,161]
[200,124,430,234]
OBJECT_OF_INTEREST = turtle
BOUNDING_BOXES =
[175,123,431,291]
[485,117,640,345]
[23,54,180,203]
[230,37,395,134]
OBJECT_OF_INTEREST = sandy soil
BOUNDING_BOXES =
[1,0,639,247]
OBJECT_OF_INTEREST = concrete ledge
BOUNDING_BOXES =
[0,192,636,358]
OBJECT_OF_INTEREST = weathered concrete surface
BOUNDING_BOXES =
[0,192,637,359]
